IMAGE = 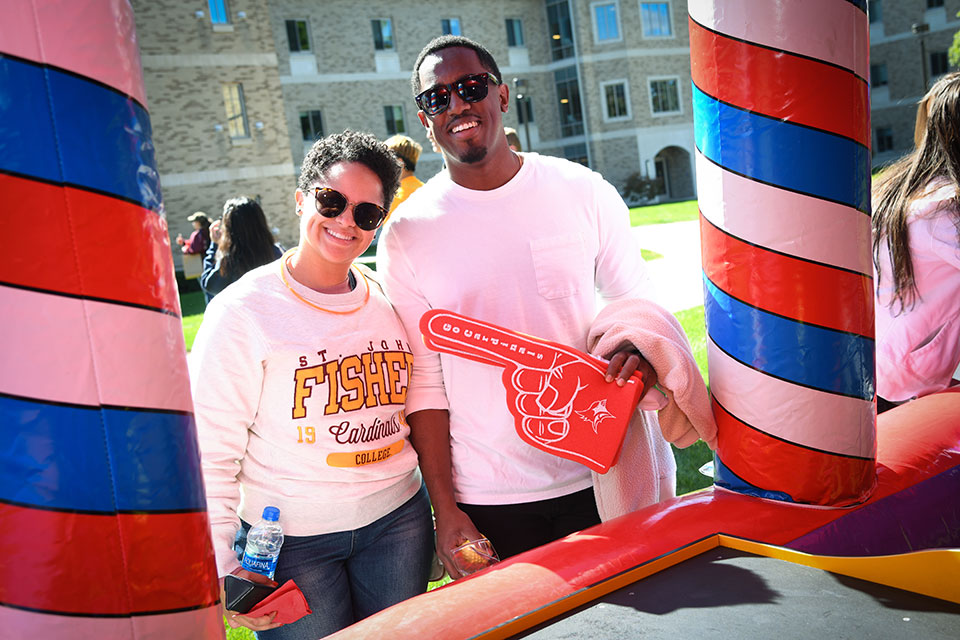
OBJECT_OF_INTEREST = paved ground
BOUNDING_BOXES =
[632,220,704,313]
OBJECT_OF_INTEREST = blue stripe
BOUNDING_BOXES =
[692,83,870,212]
[0,56,162,211]
[0,395,205,513]
[704,277,875,400]
[713,455,795,502]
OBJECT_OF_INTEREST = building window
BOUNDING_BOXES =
[870,63,888,87]
[384,105,406,135]
[300,110,323,142]
[286,20,310,52]
[563,143,589,167]
[442,18,461,36]
[868,0,882,23]
[640,2,672,38]
[930,51,949,77]
[649,77,681,115]
[208,0,230,24]
[875,127,894,152]
[506,18,525,47]
[372,19,394,51]
[547,0,575,61]
[555,66,584,137]
[601,80,630,120]
[222,83,249,138]
[927,0,944,8]
[592,2,621,43]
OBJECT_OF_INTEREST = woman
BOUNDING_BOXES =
[200,196,282,302]
[177,211,211,254]
[873,72,960,410]
[190,131,433,638]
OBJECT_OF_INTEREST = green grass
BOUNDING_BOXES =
[225,622,255,640]
[180,290,206,351]
[672,304,712,495]
[628,199,699,226]
[640,248,663,261]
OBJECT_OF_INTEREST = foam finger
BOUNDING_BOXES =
[421,309,583,369]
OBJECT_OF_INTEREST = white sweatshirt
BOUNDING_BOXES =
[377,152,655,505]
[190,259,421,576]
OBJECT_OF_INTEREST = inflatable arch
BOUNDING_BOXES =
[1,1,957,639]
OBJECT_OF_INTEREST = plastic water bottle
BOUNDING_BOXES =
[241,506,284,579]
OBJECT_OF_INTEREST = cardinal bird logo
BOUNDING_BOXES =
[575,398,615,434]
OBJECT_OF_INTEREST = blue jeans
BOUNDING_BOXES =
[235,483,433,639]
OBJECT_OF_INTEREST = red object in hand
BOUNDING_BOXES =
[420,309,644,473]
[245,579,312,625]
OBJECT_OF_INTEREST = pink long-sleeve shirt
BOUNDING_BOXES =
[874,180,960,402]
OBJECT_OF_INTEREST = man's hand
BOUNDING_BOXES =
[604,344,658,401]
[220,567,282,632]
[433,507,483,581]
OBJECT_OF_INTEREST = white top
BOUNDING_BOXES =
[190,259,422,576]
[377,152,656,505]
[874,180,960,401]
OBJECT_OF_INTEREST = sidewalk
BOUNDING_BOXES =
[632,220,704,313]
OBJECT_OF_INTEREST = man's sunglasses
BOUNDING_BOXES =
[415,72,500,116]
[313,187,388,231]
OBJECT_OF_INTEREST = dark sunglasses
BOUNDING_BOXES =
[313,187,388,231]
[415,72,500,116]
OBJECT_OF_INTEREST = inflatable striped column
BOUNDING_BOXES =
[0,1,222,637]
[689,0,876,506]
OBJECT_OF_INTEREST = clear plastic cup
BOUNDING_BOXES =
[450,537,499,576]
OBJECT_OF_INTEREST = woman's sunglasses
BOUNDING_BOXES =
[415,72,500,116]
[313,187,388,231]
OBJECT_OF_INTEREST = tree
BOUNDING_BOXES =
[950,11,960,68]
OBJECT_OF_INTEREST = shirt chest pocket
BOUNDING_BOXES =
[530,233,588,300]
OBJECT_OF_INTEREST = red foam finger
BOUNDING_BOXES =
[420,309,644,473]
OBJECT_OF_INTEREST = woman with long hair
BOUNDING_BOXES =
[200,196,282,302]
[190,130,432,638]
[873,71,960,410]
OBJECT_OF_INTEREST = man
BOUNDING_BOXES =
[504,126,522,152]
[384,134,425,215]
[377,36,663,577]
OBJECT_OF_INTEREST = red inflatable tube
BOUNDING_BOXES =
[327,392,960,639]
[0,506,219,616]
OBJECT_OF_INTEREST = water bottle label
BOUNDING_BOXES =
[242,553,278,577]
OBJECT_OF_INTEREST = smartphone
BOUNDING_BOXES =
[224,574,277,614]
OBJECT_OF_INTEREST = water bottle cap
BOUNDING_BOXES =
[262,506,280,521]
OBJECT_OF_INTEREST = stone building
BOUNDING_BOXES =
[130,1,958,264]
[869,0,960,167]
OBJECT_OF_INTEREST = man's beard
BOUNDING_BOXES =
[455,142,488,164]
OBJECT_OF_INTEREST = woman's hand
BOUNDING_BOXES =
[210,219,222,244]
[220,567,282,632]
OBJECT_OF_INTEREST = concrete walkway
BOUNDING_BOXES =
[632,220,704,313]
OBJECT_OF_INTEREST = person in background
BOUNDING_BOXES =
[385,134,424,216]
[177,211,211,255]
[191,131,433,637]
[873,71,960,411]
[379,36,714,579]
[200,196,282,303]
[504,126,522,152]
